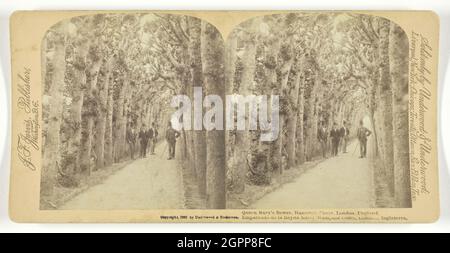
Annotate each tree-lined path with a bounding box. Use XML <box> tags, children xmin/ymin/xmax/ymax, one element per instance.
<box><xmin>42</xmin><ymin>12</ymin><xmax>411</xmax><ymax>210</ymax></box>
<box><xmin>251</xmin><ymin>140</ymin><xmax>375</xmax><ymax>209</ymax></box>
<box><xmin>41</xmin><ymin>14</ymin><xmax>227</xmax><ymax>209</ymax></box>
<box><xmin>224</xmin><ymin>13</ymin><xmax>411</xmax><ymax>208</ymax></box>
<box><xmin>61</xmin><ymin>144</ymin><xmax>183</xmax><ymax>210</ymax></box>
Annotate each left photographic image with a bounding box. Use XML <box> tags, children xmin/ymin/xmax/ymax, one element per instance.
<box><xmin>40</xmin><ymin>13</ymin><xmax>226</xmax><ymax>210</ymax></box>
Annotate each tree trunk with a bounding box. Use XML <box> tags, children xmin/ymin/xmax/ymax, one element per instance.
<box><xmin>79</xmin><ymin>48</ymin><xmax>102</xmax><ymax>176</ymax></box>
<box><xmin>113</xmin><ymin>74</ymin><xmax>129</xmax><ymax>162</ymax></box>
<box><xmin>233</xmin><ymin>19</ymin><xmax>257</xmax><ymax>193</ymax></box>
<box><xmin>189</xmin><ymin>18</ymin><xmax>207</xmax><ymax>198</ymax></box>
<box><xmin>296</xmin><ymin>74</ymin><xmax>305</xmax><ymax>165</ymax></box>
<box><xmin>264</xmin><ymin>35</ymin><xmax>281</xmax><ymax>175</ymax></box>
<box><xmin>389</xmin><ymin>22</ymin><xmax>411</xmax><ymax>207</ymax></box>
<box><xmin>370</xmin><ymin>67</ymin><xmax>380</xmax><ymax>158</ymax></box>
<box><xmin>275</xmin><ymin>43</ymin><xmax>294</xmax><ymax>173</ymax></box>
<box><xmin>225</xmin><ymin>32</ymin><xmax>238</xmax><ymax>193</ymax></box>
<box><xmin>379</xmin><ymin>18</ymin><xmax>394</xmax><ymax>195</ymax></box>
<box><xmin>225</xmin><ymin>35</ymin><xmax>237</xmax><ymax>94</ymax></box>
<box><xmin>286</xmin><ymin>57</ymin><xmax>303</xmax><ymax>168</ymax></box>
<box><xmin>305</xmin><ymin>70</ymin><xmax>320</xmax><ymax>160</ymax></box>
<box><xmin>123</xmin><ymin>79</ymin><xmax>132</xmax><ymax>158</ymax></box>
<box><xmin>172</xmin><ymin>72</ymin><xmax>189</xmax><ymax>163</ymax></box>
<box><xmin>104</xmin><ymin>62</ymin><xmax>115</xmax><ymax>166</ymax></box>
<box><xmin>313</xmin><ymin>73</ymin><xmax>324</xmax><ymax>156</ymax></box>
<box><xmin>94</xmin><ymin>58</ymin><xmax>113</xmax><ymax>169</ymax></box>
<box><xmin>62</xmin><ymin>42</ymin><xmax>89</xmax><ymax>180</ymax></box>
<box><xmin>201</xmin><ymin>21</ymin><xmax>226</xmax><ymax>209</ymax></box>
<box><xmin>41</xmin><ymin>30</ymin><xmax>66</xmax><ymax>204</ymax></box>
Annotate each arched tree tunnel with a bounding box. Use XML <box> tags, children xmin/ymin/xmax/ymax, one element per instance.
<box><xmin>226</xmin><ymin>13</ymin><xmax>411</xmax><ymax>208</ymax></box>
<box><xmin>41</xmin><ymin>12</ymin><xmax>411</xmax><ymax>210</ymax></box>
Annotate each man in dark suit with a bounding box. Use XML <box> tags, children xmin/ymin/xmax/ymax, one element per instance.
<box><xmin>317</xmin><ymin>121</ymin><xmax>328</xmax><ymax>158</ymax></box>
<box><xmin>126</xmin><ymin>124</ymin><xmax>136</xmax><ymax>159</ymax></box>
<box><xmin>340</xmin><ymin>120</ymin><xmax>350</xmax><ymax>153</ymax></box>
<box><xmin>165</xmin><ymin>121</ymin><xmax>180</xmax><ymax>160</ymax></box>
<box><xmin>357</xmin><ymin>120</ymin><xmax>372</xmax><ymax>158</ymax></box>
<box><xmin>139</xmin><ymin>125</ymin><xmax>149</xmax><ymax>158</ymax></box>
<box><xmin>330</xmin><ymin>122</ymin><xmax>341</xmax><ymax>156</ymax></box>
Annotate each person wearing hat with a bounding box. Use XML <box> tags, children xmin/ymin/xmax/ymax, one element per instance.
<box><xmin>357</xmin><ymin>120</ymin><xmax>372</xmax><ymax>158</ymax></box>
<box><xmin>330</xmin><ymin>122</ymin><xmax>341</xmax><ymax>156</ymax></box>
<box><xmin>340</xmin><ymin>120</ymin><xmax>350</xmax><ymax>153</ymax></box>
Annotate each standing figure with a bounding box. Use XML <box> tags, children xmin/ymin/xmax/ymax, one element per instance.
<box><xmin>150</xmin><ymin>122</ymin><xmax>158</xmax><ymax>155</ymax></box>
<box><xmin>126</xmin><ymin>124</ymin><xmax>136</xmax><ymax>159</ymax></box>
<box><xmin>165</xmin><ymin>121</ymin><xmax>180</xmax><ymax>160</ymax></box>
<box><xmin>317</xmin><ymin>122</ymin><xmax>328</xmax><ymax>158</ymax></box>
<box><xmin>330</xmin><ymin>122</ymin><xmax>341</xmax><ymax>156</ymax></box>
<box><xmin>139</xmin><ymin>125</ymin><xmax>149</xmax><ymax>158</ymax></box>
<box><xmin>340</xmin><ymin>120</ymin><xmax>350</xmax><ymax>153</ymax></box>
<box><xmin>357</xmin><ymin>120</ymin><xmax>372</xmax><ymax>158</ymax></box>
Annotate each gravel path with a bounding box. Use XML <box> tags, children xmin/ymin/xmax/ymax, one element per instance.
<box><xmin>60</xmin><ymin>143</ymin><xmax>184</xmax><ymax>210</ymax></box>
<box><xmin>251</xmin><ymin>140</ymin><xmax>375</xmax><ymax>209</ymax></box>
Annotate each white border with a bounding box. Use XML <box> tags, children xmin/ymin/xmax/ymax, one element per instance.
<box><xmin>0</xmin><ymin>0</ymin><xmax>449</xmax><ymax>233</ymax></box>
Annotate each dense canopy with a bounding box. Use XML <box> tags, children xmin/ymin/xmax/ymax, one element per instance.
<box><xmin>41</xmin><ymin>12</ymin><xmax>410</xmax><ymax>209</ymax></box>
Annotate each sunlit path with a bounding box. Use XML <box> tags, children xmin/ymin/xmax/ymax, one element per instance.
<box><xmin>60</xmin><ymin>144</ymin><xmax>183</xmax><ymax>210</ymax></box>
<box><xmin>251</xmin><ymin>140</ymin><xmax>374</xmax><ymax>209</ymax></box>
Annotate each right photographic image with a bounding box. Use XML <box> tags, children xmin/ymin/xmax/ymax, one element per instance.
<box><xmin>225</xmin><ymin>12</ymin><xmax>411</xmax><ymax>209</ymax></box>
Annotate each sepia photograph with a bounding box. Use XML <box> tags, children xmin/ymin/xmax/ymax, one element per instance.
<box><xmin>224</xmin><ymin>13</ymin><xmax>412</xmax><ymax>210</ymax></box>
<box><xmin>39</xmin><ymin>12</ymin><xmax>411</xmax><ymax>211</ymax></box>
